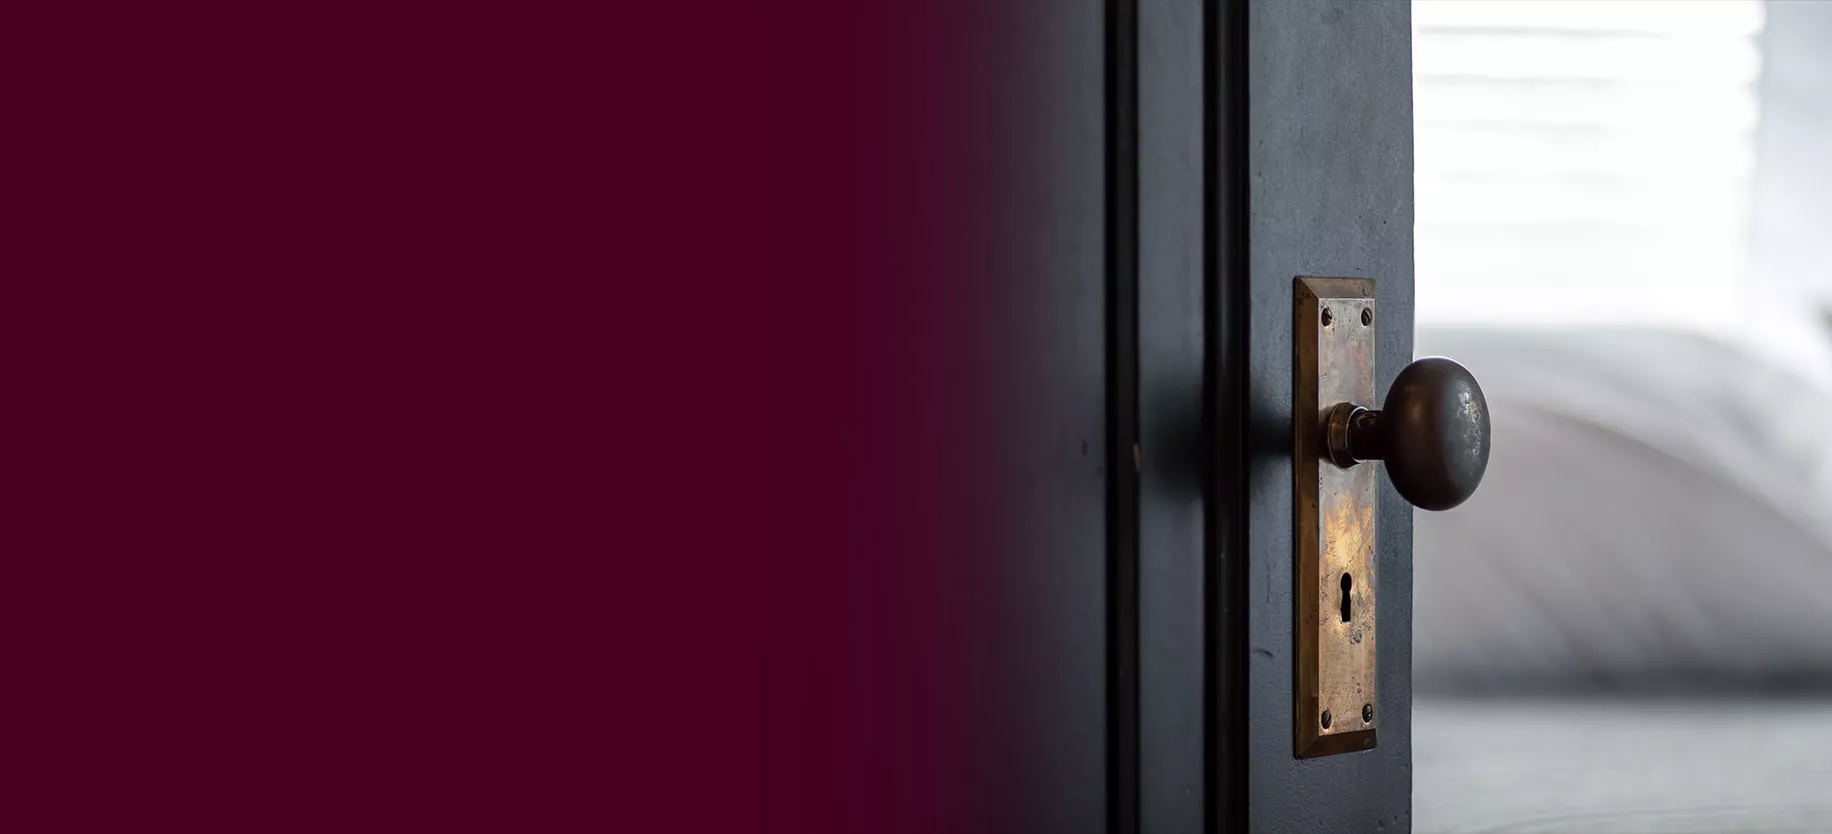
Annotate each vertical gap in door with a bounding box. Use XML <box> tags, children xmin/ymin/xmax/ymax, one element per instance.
<box><xmin>1205</xmin><ymin>0</ymin><xmax>1248</xmax><ymax>830</ymax></box>
<box><xmin>1107</xmin><ymin>0</ymin><xmax>1141</xmax><ymax>831</ymax></box>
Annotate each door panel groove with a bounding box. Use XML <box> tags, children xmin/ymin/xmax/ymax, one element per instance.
<box><xmin>1107</xmin><ymin>0</ymin><xmax>1142</xmax><ymax>830</ymax></box>
<box><xmin>1207</xmin><ymin>1</ymin><xmax>1250</xmax><ymax>830</ymax></box>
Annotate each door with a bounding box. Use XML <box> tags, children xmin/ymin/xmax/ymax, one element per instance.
<box><xmin>1106</xmin><ymin>0</ymin><xmax>1423</xmax><ymax>828</ymax></box>
<box><xmin>766</xmin><ymin>1</ymin><xmax>1423</xmax><ymax>832</ymax></box>
<box><xmin>1222</xmin><ymin>2</ymin><xmax>1418</xmax><ymax>831</ymax></box>
<box><xmin>1182</xmin><ymin>0</ymin><xmax>1431</xmax><ymax>828</ymax></box>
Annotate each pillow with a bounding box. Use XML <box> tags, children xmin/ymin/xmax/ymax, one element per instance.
<box><xmin>1411</xmin><ymin>327</ymin><xmax>1832</xmax><ymax>692</ymax></box>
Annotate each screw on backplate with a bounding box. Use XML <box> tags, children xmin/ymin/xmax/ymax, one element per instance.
<box><xmin>1321</xmin><ymin>308</ymin><xmax>1334</xmax><ymax>326</ymax></box>
<box><xmin>1361</xmin><ymin>308</ymin><xmax>1373</xmax><ymax>326</ymax></box>
<box><xmin>1363</xmin><ymin>703</ymin><xmax>1374</xmax><ymax>723</ymax></box>
<box><xmin>1321</xmin><ymin>709</ymin><xmax>1333</xmax><ymax>729</ymax></box>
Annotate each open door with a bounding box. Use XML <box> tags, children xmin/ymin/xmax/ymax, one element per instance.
<box><xmin>766</xmin><ymin>2</ymin><xmax>1432</xmax><ymax>832</ymax></box>
<box><xmin>1211</xmin><ymin>1</ymin><xmax>1426</xmax><ymax>830</ymax></box>
<box><xmin>1125</xmin><ymin>0</ymin><xmax>1434</xmax><ymax>829</ymax></box>
<box><xmin>771</xmin><ymin>1</ymin><xmax>1832</xmax><ymax>831</ymax></box>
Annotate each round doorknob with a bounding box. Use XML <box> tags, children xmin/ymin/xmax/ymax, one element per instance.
<box><xmin>1325</xmin><ymin>357</ymin><xmax>1490</xmax><ymax>511</ymax></box>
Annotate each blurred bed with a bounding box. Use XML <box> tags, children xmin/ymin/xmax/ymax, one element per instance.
<box><xmin>1410</xmin><ymin>327</ymin><xmax>1832</xmax><ymax>833</ymax></box>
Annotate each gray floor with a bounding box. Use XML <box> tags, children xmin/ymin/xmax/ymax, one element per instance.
<box><xmin>1414</xmin><ymin>697</ymin><xmax>1832</xmax><ymax>833</ymax></box>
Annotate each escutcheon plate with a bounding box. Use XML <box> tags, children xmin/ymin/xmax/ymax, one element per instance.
<box><xmin>1293</xmin><ymin>277</ymin><xmax>1378</xmax><ymax>758</ymax></box>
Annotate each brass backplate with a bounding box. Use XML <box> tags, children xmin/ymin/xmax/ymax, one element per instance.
<box><xmin>1293</xmin><ymin>277</ymin><xmax>1378</xmax><ymax>758</ymax></box>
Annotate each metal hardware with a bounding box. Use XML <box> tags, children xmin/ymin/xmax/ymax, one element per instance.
<box><xmin>1293</xmin><ymin>277</ymin><xmax>1379</xmax><ymax>758</ymax></box>
<box><xmin>1293</xmin><ymin>278</ymin><xmax>1493</xmax><ymax>757</ymax></box>
<box><xmin>1328</xmin><ymin>357</ymin><xmax>1490</xmax><ymax>512</ymax></box>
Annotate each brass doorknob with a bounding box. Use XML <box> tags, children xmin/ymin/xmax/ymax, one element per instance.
<box><xmin>1324</xmin><ymin>356</ymin><xmax>1489</xmax><ymax>511</ymax></box>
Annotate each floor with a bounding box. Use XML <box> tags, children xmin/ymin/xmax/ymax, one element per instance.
<box><xmin>1413</xmin><ymin>697</ymin><xmax>1832</xmax><ymax>833</ymax></box>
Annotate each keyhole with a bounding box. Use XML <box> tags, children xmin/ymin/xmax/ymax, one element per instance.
<box><xmin>1340</xmin><ymin>573</ymin><xmax>1353</xmax><ymax>622</ymax></box>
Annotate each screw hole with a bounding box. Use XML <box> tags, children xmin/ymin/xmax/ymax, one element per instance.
<box><xmin>1321</xmin><ymin>307</ymin><xmax>1333</xmax><ymax>326</ymax></box>
<box><xmin>1361</xmin><ymin>308</ymin><xmax>1373</xmax><ymax>326</ymax></box>
<box><xmin>1340</xmin><ymin>573</ymin><xmax>1352</xmax><ymax>623</ymax></box>
<box><xmin>1321</xmin><ymin>709</ymin><xmax>1333</xmax><ymax>729</ymax></box>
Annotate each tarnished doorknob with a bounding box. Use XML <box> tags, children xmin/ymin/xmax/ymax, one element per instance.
<box><xmin>1293</xmin><ymin>277</ymin><xmax>1491</xmax><ymax>758</ymax></box>
<box><xmin>1324</xmin><ymin>357</ymin><xmax>1490</xmax><ymax>511</ymax></box>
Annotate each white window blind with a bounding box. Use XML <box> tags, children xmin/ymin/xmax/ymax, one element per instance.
<box><xmin>1413</xmin><ymin>0</ymin><xmax>1765</xmax><ymax>330</ymax></box>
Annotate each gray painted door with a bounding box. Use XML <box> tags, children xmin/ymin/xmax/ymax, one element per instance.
<box><xmin>1232</xmin><ymin>1</ymin><xmax>1417</xmax><ymax>832</ymax></box>
<box><xmin>937</xmin><ymin>1</ymin><xmax>1418</xmax><ymax>830</ymax></box>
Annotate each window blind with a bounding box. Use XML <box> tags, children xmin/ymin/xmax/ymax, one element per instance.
<box><xmin>1413</xmin><ymin>0</ymin><xmax>1765</xmax><ymax>329</ymax></box>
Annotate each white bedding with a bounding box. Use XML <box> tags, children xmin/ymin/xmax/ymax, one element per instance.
<box><xmin>1411</xmin><ymin>328</ymin><xmax>1832</xmax><ymax>692</ymax></box>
